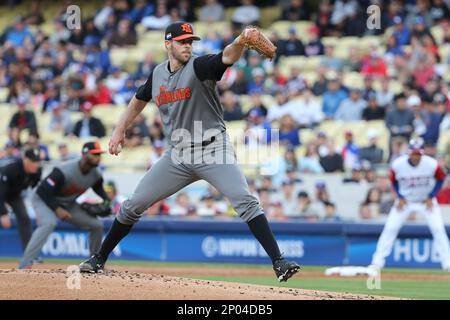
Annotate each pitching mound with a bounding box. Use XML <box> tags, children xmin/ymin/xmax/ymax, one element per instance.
<box><xmin>0</xmin><ymin>265</ymin><xmax>394</xmax><ymax>300</ymax></box>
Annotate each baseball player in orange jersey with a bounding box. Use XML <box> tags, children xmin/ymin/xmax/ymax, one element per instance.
<box><xmin>370</xmin><ymin>138</ymin><xmax>450</xmax><ymax>271</ymax></box>
<box><xmin>80</xmin><ymin>22</ymin><xmax>300</xmax><ymax>281</ymax></box>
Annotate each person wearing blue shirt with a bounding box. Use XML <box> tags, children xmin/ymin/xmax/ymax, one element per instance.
<box><xmin>6</xmin><ymin>17</ymin><xmax>35</xmax><ymax>48</ymax></box>
<box><xmin>322</xmin><ymin>79</ymin><xmax>348</xmax><ymax>119</ymax></box>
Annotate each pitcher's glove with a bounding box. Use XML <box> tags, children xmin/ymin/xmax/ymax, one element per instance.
<box><xmin>81</xmin><ymin>201</ymin><xmax>112</xmax><ymax>217</ymax></box>
<box><xmin>237</xmin><ymin>26</ymin><xmax>277</xmax><ymax>60</ymax></box>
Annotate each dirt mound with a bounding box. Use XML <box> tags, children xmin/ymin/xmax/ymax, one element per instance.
<box><xmin>0</xmin><ymin>266</ymin><xmax>394</xmax><ymax>300</ymax></box>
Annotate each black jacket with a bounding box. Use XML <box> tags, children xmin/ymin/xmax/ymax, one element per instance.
<box><xmin>0</xmin><ymin>158</ymin><xmax>41</xmax><ymax>215</ymax></box>
<box><xmin>72</xmin><ymin>117</ymin><xmax>106</xmax><ymax>138</ymax></box>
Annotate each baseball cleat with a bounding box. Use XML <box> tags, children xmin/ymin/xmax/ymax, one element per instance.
<box><xmin>273</xmin><ymin>258</ymin><xmax>301</xmax><ymax>282</ymax></box>
<box><xmin>79</xmin><ymin>254</ymin><xmax>105</xmax><ymax>273</ymax></box>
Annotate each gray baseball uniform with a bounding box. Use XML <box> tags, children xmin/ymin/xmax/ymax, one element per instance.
<box><xmin>19</xmin><ymin>159</ymin><xmax>106</xmax><ymax>268</ymax></box>
<box><xmin>117</xmin><ymin>53</ymin><xmax>264</xmax><ymax>224</ymax></box>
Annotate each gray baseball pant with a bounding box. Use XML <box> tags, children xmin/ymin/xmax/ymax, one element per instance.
<box><xmin>19</xmin><ymin>194</ymin><xmax>103</xmax><ymax>268</ymax></box>
<box><xmin>117</xmin><ymin>137</ymin><xmax>263</xmax><ymax>225</ymax></box>
<box><xmin>7</xmin><ymin>197</ymin><xmax>32</xmax><ymax>251</ymax></box>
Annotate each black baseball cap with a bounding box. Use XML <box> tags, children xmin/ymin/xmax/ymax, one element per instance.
<box><xmin>82</xmin><ymin>141</ymin><xmax>106</xmax><ymax>155</ymax></box>
<box><xmin>24</xmin><ymin>147</ymin><xmax>41</xmax><ymax>162</ymax></box>
<box><xmin>165</xmin><ymin>22</ymin><xmax>201</xmax><ymax>41</ymax></box>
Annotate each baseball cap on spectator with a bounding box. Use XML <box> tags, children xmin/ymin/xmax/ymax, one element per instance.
<box><xmin>165</xmin><ymin>22</ymin><xmax>201</xmax><ymax>41</ymax></box>
<box><xmin>5</xmin><ymin>140</ymin><xmax>16</xmax><ymax>149</ymax></box>
<box><xmin>83</xmin><ymin>35</ymin><xmax>100</xmax><ymax>47</ymax></box>
<box><xmin>394</xmin><ymin>93</ymin><xmax>406</xmax><ymax>101</ymax></box>
<box><xmin>297</xmin><ymin>191</ymin><xmax>309</xmax><ymax>198</ymax></box>
<box><xmin>82</xmin><ymin>141</ymin><xmax>106</xmax><ymax>155</ymax></box>
<box><xmin>393</xmin><ymin>16</ymin><xmax>403</xmax><ymax>25</ymax></box>
<box><xmin>16</xmin><ymin>95</ymin><xmax>28</xmax><ymax>106</ymax></box>
<box><xmin>282</xmin><ymin>178</ymin><xmax>295</xmax><ymax>186</ymax></box>
<box><xmin>317</xmin><ymin>131</ymin><xmax>327</xmax><ymax>138</ymax></box>
<box><xmin>153</xmin><ymin>139</ymin><xmax>165</xmax><ymax>149</ymax></box>
<box><xmin>251</xmin><ymin>68</ymin><xmax>265</xmax><ymax>78</ymax></box>
<box><xmin>288</xmin><ymin>26</ymin><xmax>297</xmax><ymax>34</ymax></box>
<box><xmin>248</xmin><ymin>108</ymin><xmax>264</xmax><ymax>119</ymax></box>
<box><xmin>109</xmin><ymin>65</ymin><xmax>121</xmax><ymax>74</ymax></box>
<box><xmin>48</xmin><ymin>101</ymin><xmax>60</xmax><ymax>112</ymax></box>
<box><xmin>407</xmin><ymin>95</ymin><xmax>421</xmax><ymax>107</ymax></box>
<box><xmin>24</xmin><ymin>148</ymin><xmax>41</xmax><ymax>162</ymax></box>
<box><xmin>308</xmin><ymin>25</ymin><xmax>320</xmax><ymax>34</ymax></box>
<box><xmin>415</xmin><ymin>16</ymin><xmax>425</xmax><ymax>26</ymax></box>
<box><xmin>272</xmin><ymin>200</ymin><xmax>282</xmax><ymax>207</ymax></box>
<box><xmin>344</xmin><ymin>130</ymin><xmax>353</xmax><ymax>137</ymax></box>
<box><xmin>315</xmin><ymin>181</ymin><xmax>326</xmax><ymax>189</ymax></box>
<box><xmin>367</xmin><ymin>91</ymin><xmax>377</xmax><ymax>100</ymax></box>
<box><xmin>352</xmin><ymin>163</ymin><xmax>362</xmax><ymax>172</ymax></box>
<box><xmin>81</xmin><ymin>101</ymin><xmax>93</xmax><ymax>112</ymax></box>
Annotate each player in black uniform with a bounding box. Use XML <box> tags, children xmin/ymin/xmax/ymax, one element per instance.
<box><xmin>0</xmin><ymin>148</ymin><xmax>41</xmax><ymax>251</ymax></box>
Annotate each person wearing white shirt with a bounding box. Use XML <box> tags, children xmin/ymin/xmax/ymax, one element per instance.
<box><xmin>292</xmin><ymin>89</ymin><xmax>324</xmax><ymax>128</ymax></box>
<box><xmin>335</xmin><ymin>88</ymin><xmax>367</xmax><ymax>121</ymax></box>
<box><xmin>267</xmin><ymin>91</ymin><xmax>290</xmax><ymax>122</ymax></box>
<box><xmin>232</xmin><ymin>0</ymin><xmax>260</xmax><ymax>25</ymax></box>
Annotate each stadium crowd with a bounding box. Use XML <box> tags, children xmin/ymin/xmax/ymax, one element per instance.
<box><xmin>1</xmin><ymin>0</ymin><xmax>450</xmax><ymax>222</ymax></box>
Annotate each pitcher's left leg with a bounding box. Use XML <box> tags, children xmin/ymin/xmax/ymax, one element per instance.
<box><xmin>195</xmin><ymin>162</ymin><xmax>300</xmax><ymax>281</ymax></box>
<box><xmin>421</xmin><ymin>200</ymin><xmax>450</xmax><ymax>270</ymax></box>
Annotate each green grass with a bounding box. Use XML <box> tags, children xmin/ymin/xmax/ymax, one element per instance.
<box><xmin>1</xmin><ymin>258</ymin><xmax>449</xmax><ymax>299</ymax></box>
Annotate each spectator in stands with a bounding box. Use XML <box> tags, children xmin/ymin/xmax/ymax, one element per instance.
<box><xmin>72</xmin><ymin>101</ymin><xmax>106</xmax><ymax>138</ymax></box>
<box><xmin>335</xmin><ymin>88</ymin><xmax>366</xmax><ymax>121</ymax></box>
<box><xmin>385</xmin><ymin>93</ymin><xmax>415</xmax><ymax>141</ymax></box>
<box><xmin>385</xmin><ymin>35</ymin><xmax>405</xmax><ymax>64</ymax></box>
<box><xmin>25</xmin><ymin>132</ymin><xmax>50</xmax><ymax>161</ymax></box>
<box><xmin>246</xmin><ymin>93</ymin><xmax>268</xmax><ymax>117</ymax></box>
<box><xmin>244</xmin><ymin>108</ymin><xmax>272</xmax><ymax>146</ymax></box>
<box><xmin>103</xmin><ymin>180</ymin><xmax>125</xmax><ymax>215</ymax></box>
<box><xmin>362</xmin><ymin>92</ymin><xmax>385</xmax><ymax>121</ymax></box>
<box><xmin>320</xmin><ymin>45</ymin><xmax>343</xmax><ymax>71</ymax></box>
<box><xmin>48</xmin><ymin>101</ymin><xmax>73</xmax><ymax>136</ymax></box>
<box><xmin>314</xmin><ymin>181</ymin><xmax>332</xmax><ymax>203</ymax></box>
<box><xmin>128</xmin><ymin>0</ymin><xmax>154</xmax><ymax>26</ymax></box>
<box><xmin>319</xmin><ymin>139</ymin><xmax>344</xmax><ymax>173</ymax></box>
<box><xmin>170</xmin><ymin>192</ymin><xmax>196</xmax><ymax>217</ymax></box>
<box><xmin>221</xmin><ymin>90</ymin><xmax>244</xmax><ymax>122</ymax></box>
<box><xmin>49</xmin><ymin>19</ymin><xmax>70</xmax><ymax>45</ymax></box>
<box><xmin>437</xmin><ymin>176</ymin><xmax>450</xmax><ymax>204</ymax></box>
<box><xmin>416</xmin><ymin>97</ymin><xmax>444</xmax><ymax>147</ymax></box>
<box><xmin>134</xmin><ymin>51</ymin><xmax>157</xmax><ymax>81</ymax></box>
<box><xmin>322</xmin><ymin>78</ymin><xmax>348</xmax><ymax>119</ymax></box>
<box><xmin>267</xmin><ymin>90</ymin><xmax>289</xmax><ymax>123</ymax></box>
<box><xmin>285</xmin><ymin>67</ymin><xmax>307</xmax><ymax>97</ymax></box>
<box><xmin>281</xmin><ymin>0</ymin><xmax>311</xmax><ymax>21</ymax></box>
<box><xmin>107</xmin><ymin>18</ymin><xmax>137</xmax><ymax>48</ymax></box>
<box><xmin>88</xmin><ymin>79</ymin><xmax>113</xmax><ymax>105</ymax></box>
<box><xmin>296</xmin><ymin>191</ymin><xmax>321</xmax><ymax>221</ymax></box>
<box><xmin>342</xmin><ymin>46</ymin><xmax>362</xmax><ymax>72</ymax></box>
<box><xmin>277</xmin><ymin>178</ymin><xmax>299</xmax><ymax>218</ymax></box>
<box><xmin>376</xmin><ymin>78</ymin><xmax>394</xmax><ymax>109</ymax></box>
<box><xmin>197</xmin><ymin>192</ymin><xmax>227</xmax><ymax>218</ymax></box>
<box><xmin>341</xmin><ymin>130</ymin><xmax>360</xmax><ymax>171</ymax></box>
<box><xmin>359</xmin><ymin>129</ymin><xmax>384</xmax><ymax>166</ymax></box>
<box><xmin>149</xmin><ymin>117</ymin><xmax>165</xmax><ymax>145</ymax></box>
<box><xmin>265</xmin><ymin>65</ymin><xmax>288</xmax><ymax>94</ymax></box>
<box><xmin>292</xmin><ymin>89</ymin><xmax>324</xmax><ymax>128</ymax></box>
<box><xmin>8</xmin><ymin>80</ymin><xmax>32</xmax><ymax>105</ymax></box>
<box><xmin>311</xmin><ymin>66</ymin><xmax>328</xmax><ymax>96</ymax></box>
<box><xmin>430</xmin><ymin>0</ymin><xmax>450</xmax><ymax>23</ymax></box>
<box><xmin>7</xmin><ymin>128</ymin><xmax>22</xmax><ymax>151</ymax></box>
<box><xmin>361</xmin><ymin>52</ymin><xmax>388</xmax><ymax>78</ymax></box>
<box><xmin>270</xmin><ymin>146</ymin><xmax>298</xmax><ymax>187</ymax></box>
<box><xmin>124</xmin><ymin>113</ymin><xmax>149</xmax><ymax>148</ymax></box>
<box><xmin>342</xmin><ymin>164</ymin><xmax>364</xmax><ymax>183</ymax></box>
<box><xmin>392</xmin><ymin>16</ymin><xmax>410</xmax><ymax>46</ymax></box>
<box><xmin>361</xmin><ymin>76</ymin><xmax>377</xmax><ymax>101</ymax></box>
<box><xmin>113</xmin><ymin>77</ymin><xmax>138</xmax><ymax>105</ymax></box>
<box><xmin>177</xmin><ymin>0</ymin><xmax>197</xmax><ymax>22</ymax></box>
<box><xmin>24</xmin><ymin>0</ymin><xmax>45</xmax><ymax>25</ymax></box>
<box><xmin>359</xmin><ymin>187</ymin><xmax>383</xmax><ymax>220</ymax></box>
<box><xmin>199</xmin><ymin>0</ymin><xmax>224</xmax><ymax>22</ymax></box>
<box><xmin>304</xmin><ymin>24</ymin><xmax>324</xmax><ymax>56</ymax></box>
<box><xmin>194</xmin><ymin>30</ymin><xmax>223</xmax><ymax>55</ymax></box>
<box><xmin>315</xmin><ymin>0</ymin><xmax>333</xmax><ymax>37</ymax></box>
<box><xmin>57</xmin><ymin>143</ymin><xmax>77</xmax><ymax>162</ymax></box>
<box><xmin>278</xmin><ymin>114</ymin><xmax>300</xmax><ymax>148</ymax></box>
<box><xmin>258</xmin><ymin>188</ymin><xmax>273</xmax><ymax>215</ymax></box>
<box><xmin>141</xmin><ymin>2</ymin><xmax>171</xmax><ymax>30</ymax></box>
<box><xmin>146</xmin><ymin>200</ymin><xmax>171</xmax><ymax>217</ymax></box>
<box><xmin>5</xmin><ymin>16</ymin><xmax>34</xmax><ymax>48</ymax></box>
<box><xmin>0</xmin><ymin>141</ymin><xmax>20</xmax><ymax>167</ymax></box>
<box><xmin>412</xmin><ymin>54</ymin><xmax>436</xmax><ymax>88</ymax></box>
<box><xmin>229</xmin><ymin>68</ymin><xmax>248</xmax><ymax>95</ymax></box>
<box><xmin>148</xmin><ymin>139</ymin><xmax>165</xmax><ymax>168</ymax></box>
<box><xmin>247</xmin><ymin>68</ymin><xmax>266</xmax><ymax>95</ymax></box>
<box><xmin>105</xmin><ymin>66</ymin><xmax>127</xmax><ymax>97</ymax></box>
<box><xmin>406</xmin><ymin>2</ymin><xmax>433</xmax><ymax>30</ymax></box>
<box><xmin>232</xmin><ymin>0</ymin><xmax>260</xmax><ymax>30</ymax></box>
<box><xmin>9</xmin><ymin>96</ymin><xmax>38</xmax><ymax>135</ymax></box>
<box><xmin>323</xmin><ymin>202</ymin><xmax>341</xmax><ymax>222</ymax></box>
<box><xmin>277</xmin><ymin>27</ymin><xmax>305</xmax><ymax>57</ymax></box>
<box><xmin>298</xmin><ymin>143</ymin><xmax>324</xmax><ymax>174</ymax></box>
<box><xmin>388</xmin><ymin>136</ymin><xmax>409</xmax><ymax>164</ymax></box>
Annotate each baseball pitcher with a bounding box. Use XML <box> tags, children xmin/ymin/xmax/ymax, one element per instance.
<box><xmin>370</xmin><ymin>138</ymin><xmax>450</xmax><ymax>271</ymax></box>
<box><xmin>79</xmin><ymin>22</ymin><xmax>300</xmax><ymax>282</ymax></box>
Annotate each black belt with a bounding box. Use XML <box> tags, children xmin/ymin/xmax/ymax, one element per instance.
<box><xmin>190</xmin><ymin>129</ymin><xmax>226</xmax><ymax>147</ymax></box>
